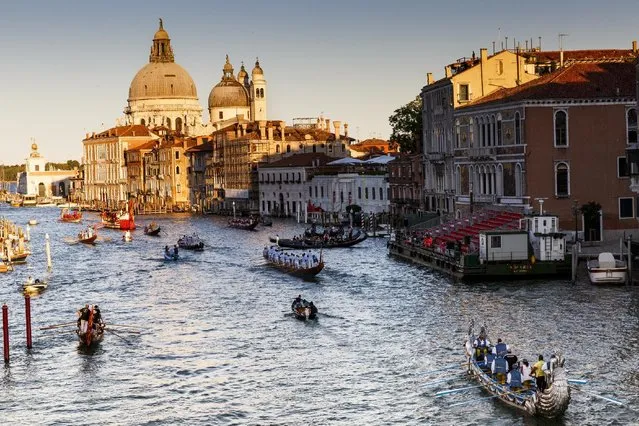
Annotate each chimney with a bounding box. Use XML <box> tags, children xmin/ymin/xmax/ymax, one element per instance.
<box><xmin>279</xmin><ymin>121</ymin><xmax>286</xmax><ymax>142</ymax></box>
<box><xmin>445</xmin><ymin>65</ymin><xmax>452</xmax><ymax>78</ymax></box>
<box><xmin>259</xmin><ymin>120</ymin><xmax>267</xmax><ymax>140</ymax></box>
<box><xmin>633</xmin><ymin>40</ymin><xmax>637</xmax><ymax>53</ymax></box>
<box><xmin>344</xmin><ymin>123</ymin><xmax>349</xmax><ymax>138</ymax></box>
<box><xmin>427</xmin><ymin>72</ymin><xmax>434</xmax><ymax>85</ymax></box>
<box><xmin>325</xmin><ymin>119</ymin><xmax>330</xmax><ymax>131</ymax></box>
<box><xmin>480</xmin><ymin>48</ymin><xmax>488</xmax><ymax>64</ymax></box>
<box><xmin>267</xmin><ymin>125</ymin><xmax>274</xmax><ymax>141</ymax></box>
<box><xmin>333</xmin><ymin>121</ymin><xmax>342</xmax><ymax>139</ymax></box>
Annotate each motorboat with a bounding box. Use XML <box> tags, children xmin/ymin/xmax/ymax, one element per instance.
<box><xmin>28</xmin><ymin>219</ymin><xmax>38</xmax><ymax>226</ymax></box>
<box><xmin>23</xmin><ymin>278</ymin><xmax>48</xmax><ymax>293</ymax></box>
<box><xmin>587</xmin><ymin>252</ymin><xmax>627</xmax><ymax>285</ymax></box>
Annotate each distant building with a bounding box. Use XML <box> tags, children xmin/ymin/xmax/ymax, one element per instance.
<box><xmin>17</xmin><ymin>143</ymin><xmax>78</xmax><ymax>198</ymax></box>
<box><xmin>349</xmin><ymin>138</ymin><xmax>398</xmax><ymax>158</ymax></box>
<box><xmin>388</xmin><ymin>153</ymin><xmax>423</xmax><ymax>217</ymax></box>
<box><xmin>455</xmin><ymin>58</ymin><xmax>638</xmax><ymax>241</ymax></box>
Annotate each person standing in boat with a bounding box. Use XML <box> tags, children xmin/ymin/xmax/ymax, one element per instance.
<box><xmin>473</xmin><ymin>328</ymin><xmax>490</xmax><ymax>361</ymax></box>
<box><xmin>77</xmin><ymin>304</ymin><xmax>90</xmax><ymax>334</ymax></box>
<box><xmin>92</xmin><ymin>305</ymin><xmax>104</xmax><ymax>330</ymax></box>
<box><xmin>507</xmin><ymin>362</ymin><xmax>523</xmax><ymax>390</ymax></box>
<box><xmin>520</xmin><ymin>359</ymin><xmax>533</xmax><ymax>387</ymax></box>
<box><xmin>173</xmin><ymin>245</ymin><xmax>179</xmax><ymax>257</ymax></box>
<box><xmin>504</xmin><ymin>349</ymin><xmax>518</xmax><ymax>372</ymax></box>
<box><xmin>492</xmin><ymin>338</ymin><xmax>509</xmax><ymax>357</ymax></box>
<box><xmin>532</xmin><ymin>355</ymin><xmax>547</xmax><ymax>391</ymax></box>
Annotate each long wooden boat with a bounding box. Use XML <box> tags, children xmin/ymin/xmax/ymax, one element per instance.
<box><xmin>78</xmin><ymin>233</ymin><xmax>97</xmax><ymax>244</ymax></box>
<box><xmin>263</xmin><ymin>247</ymin><xmax>324</xmax><ymax>277</ymax></box>
<box><xmin>271</xmin><ymin>230</ymin><xmax>368</xmax><ymax>249</ymax></box>
<box><xmin>77</xmin><ymin>306</ymin><xmax>105</xmax><ymax>347</ymax></box>
<box><xmin>464</xmin><ymin>321</ymin><xmax>570</xmax><ymax>418</ymax></box>
<box><xmin>60</xmin><ymin>208</ymin><xmax>82</xmax><ymax>223</ymax></box>
<box><xmin>0</xmin><ymin>250</ymin><xmax>30</xmax><ymax>263</ymax></box>
<box><xmin>586</xmin><ymin>252</ymin><xmax>627</xmax><ymax>285</ymax></box>
<box><xmin>177</xmin><ymin>235</ymin><xmax>204</xmax><ymax>251</ymax></box>
<box><xmin>144</xmin><ymin>223</ymin><xmax>161</xmax><ymax>236</ymax></box>
<box><xmin>291</xmin><ymin>298</ymin><xmax>318</xmax><ymax>320</ymax></box>
<box><xmin>228</xmin><ymin>217</ymin><xmax>259</xmax><ymax>230</ymax></box>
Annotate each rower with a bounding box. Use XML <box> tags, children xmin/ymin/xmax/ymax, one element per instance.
<box><xmin>491</xmin><ymin>356</ymin><xmax>508</xmax><ymax>384</ymax></box>
<box><xmin>507</xmin><ymin>362</ymin><xmax>523</xmax><ymax>390</ymax></box>
<box><xmin>493</xmin><ymin>338</ymin><xmax>509</xmax><ymax>357</ymax></box>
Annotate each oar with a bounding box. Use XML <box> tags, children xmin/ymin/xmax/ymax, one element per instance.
<box><xmin>105</xmin><ymin>327</ymin><xmax>141</xmax><ymax>334</ymax></box>
<box><xmin>419</xmin><ymin>363</ymin><xmax>467</xmax><ymax>375</ymax></box>
<box><xmin>436</xmin><ymin>384</ymin><xmax>484</xmax><ymax>397</ymax></box>
<box><xmin>570</xmin><ymin>385</ymin><xmax>625</xmax><ymax>406</ymax></box>
<box><xmin>423</xmin><ymin>372</ymin><xmax>467</xmax><ymax>387</ymax></box>
<box><xmin>105</xmin><ymin>328</ymin><xmax>133</xmax><ymax>345</ymax></box>
<box><xmin>39</xmin><ymin>322</ymin><xmax>77</xmax><ymax>330</ymax></box>
<box><xmin>567</xmin><ymin>379</ymin><xmax>588</xmax><ymax>385</ymax></box>
<box><xmin>448</xmin><ymin>394</ymin><xmax>499</xmax><ymax>408</ymax></box>
<box><xmin>108</xmin><ymin>323</ymin><xmax>144</xmax><ymax>329</ymax></box>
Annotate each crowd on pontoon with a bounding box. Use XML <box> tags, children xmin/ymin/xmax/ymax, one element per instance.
<box><xmin>263</xmin><ymin>245</ymin><xmax>320</xmax><ymax>269</ymax></box>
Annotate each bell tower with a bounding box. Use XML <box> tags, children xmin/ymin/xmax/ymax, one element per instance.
<box><xmin>250</xmin><ymin>58</ymin><xmax>267</xmax><ymax>122</ymax></box>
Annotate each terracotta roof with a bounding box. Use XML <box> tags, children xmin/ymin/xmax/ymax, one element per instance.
<box><xmin>87</xmin><ymin>125</ymin><xmax>153</xmax><ymax>140</ymax></box>
<box><xmin>350</xmin><ymin>138</ymin><xmax>398</xmax><ymax>153</ymax></box>
<box><xmin>185</xmin><ymin>141</ymin><xmax>214</xmax><ymax>153</ymax></box>
<box><xmin>212</xmin><ymin>121</ymin><xmax>356</xmax><ymax>143</ymax></box>
<box><xmin>523</xmin><ymin>49</ymin><xmax>636</xmax><ymax>63</ymax></box>
<box><xmin>259</xmin><ymin>153</ymin><xmax>335</xmax><ymax>168</ymax></box>
<box><xmin>461</xmin><ymin>60</ymin><xmax>637</xmax><ymax>108</ymax></box>
<box><xmin>126</xmin><ymin>140</ymin><xmax>158</xmax><ymax>152</ymax></box>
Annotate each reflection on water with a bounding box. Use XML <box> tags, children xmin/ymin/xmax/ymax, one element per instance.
<box><xmin>0</xmin><ymin>205</ymin><xmax>638</xmax><ymax>424</ymax></box>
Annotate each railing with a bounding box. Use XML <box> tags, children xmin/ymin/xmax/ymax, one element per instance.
<box><xmin>468</xmin><ymin>147</ymin><xmax>496</xmax><ymax>159</ymax></box>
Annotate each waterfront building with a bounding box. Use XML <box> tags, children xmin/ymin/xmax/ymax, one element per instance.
<box><xmin>184</xmin><ymin>139</ymin><xmax>214</xmax><ymax>212</ymax></box>
<box><xmin>124</xmin><ymin>140</ymin><xmax>157</xmax><ymax>207</ymax></box>
<box><xmin>124</xmin><ymin>20</ymin><xmax>206</xmax><ymax>135</ymax></box>
<box><xmin>626</xmin><ymin>47</ymin><xmax>639</xmax><ymax>197</ymax></box>
<box><xmin>349</xmin><ymin>138</ymin><xmax>398</xmax><ymax>158</ymax></box>
<box><xmin>388</xmin><ymin>153</ymin><xmax>424</xmax><ymax>217</ymax></box>
<box><xmin>17</xmin><ymin>143</ymin><xmax>78</xmax><ymax>199</ymax></box>
<box><xmin>83</xmin><ymin>125</ymin><xmax>156</xmax><ymax>208</ymax></box>
<box><xmin>454</xmin><ymin>57</ymin><xmax>638</xmax><ymax>241</ymax></box>
<box><xmin>258</xmin><ymin>153</ymin><xmax>334</xmax><ymax>217</ymax></box>
<box><xmin>421</xmin><ymin>48</ymin><xmax>540</xmax><ymax>216</ymax></box>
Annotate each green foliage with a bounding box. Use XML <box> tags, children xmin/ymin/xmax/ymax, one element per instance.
<box><xmin>388</xmin><ymin>95</ymin><xmax>422</xmax><ymax>153</ymax></box>
<box><xmin>0</xmin><ymin>165</ymin><xmax>25</xmax><ymax>181</ymax></box>
<box><xmin>46</xmin><ymin>161</ymin><xmax>80</xmax><ymax>170</ymax></box>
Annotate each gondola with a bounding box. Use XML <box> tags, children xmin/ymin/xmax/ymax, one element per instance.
<box><xmin>77</xmin><ymin>231</ymin><xmax>97</xmax><ymax>244</ymax></box>
<box><xmin>263</xmin><ymin>246</ymin><xmax>324</xmax><ymax>277</ymax></box>
<box><xmin>228</xmin><ymin>217</ymin><xmax>259</xmax><ymax>230</ymax></box>
<box><xmin>271</xmin><ymin>230</ymin><xmax>368</xmax><ymax>249</ymax></box>
<box><xmin>76</xmin><ymin>305</ymin><xmax>105</xmax><ymax>347</ymax></box>
<box><xmin>0</xmin><ymin>251</ymin><xmax>30</xmax><ymax>263</ymax></box>
<box><xmin>144</xmin><ymin>223</ymin><xmax>161</xmax><ymax>236</ymax></box>
<box><xmin>291</xmin><ymin>297</ymin><xmax>318</xmax><ymax>320</ymax></box>
<box><xmin>59</xmin><ymin>208</ymin><xmax>82</xmax><ymax>223</ymax></box>
<box><xmin>177</xmin><ymin>234</ymin><xmax>204</xmax><ymax>251</ymax></box>
<box><xmin>464</xmin><ymin>321</ymin><xmax>570</xmax><ymax>418</ymax></box>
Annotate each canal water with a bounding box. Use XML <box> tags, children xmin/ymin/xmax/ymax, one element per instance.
<box><xmin>0</xmin><ymin>204</ymin><xmax>638</xmax><ymax>425</ymax></box>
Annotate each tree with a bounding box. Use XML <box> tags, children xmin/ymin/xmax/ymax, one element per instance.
<box><xmin>389</xmin><ymin>95</ymin><xmax>423</xmax><ymax>153</ymax></box>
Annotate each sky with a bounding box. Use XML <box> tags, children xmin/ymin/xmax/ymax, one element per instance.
<box><xmin>0</xmin><ymin>0</ymin><xmax>637</xmax><ymax>165</ymax></box>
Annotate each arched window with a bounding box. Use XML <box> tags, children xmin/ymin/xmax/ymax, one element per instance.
<box><xmin>166</xmin><ymin>117</ymin><xmax>171</xmax><ymax>129</ymax></box>
<box><xmin>286</xmin><ymin>144</ymin><xmax>291</xmax><ymax>153</ymax></box>
<box><xmin>455</xmin><ymin>120</ymin><xmax>461</xmax><ymax>148</ymax></box>
<box><xmin>144</xmin><ymin>85</ymin><xmax>148</xmax><ymax>95</ymax></box>
<box><xmin>496</xmin><ymin>116</ymin><xmax>502</xmax><ymax>146</ymax></box>
<box><xmin>515</xmin><ymin>163</ymin><xmax>523</xmax><ymax>197</ymax></box>
<box><xmin>554</xmin><ymin>110</ymin><xmax>568</xmax><ymax>147</ymax></box>
<box><xmin>276</xmin><ymin>145</ymin><xmax>280</xmax><ymax>153</ymax></box>
<box><xmin>515</xmin><ymin>112</ymin><xmax>521</xmax><ymax>145</ymax></box>
<box><xmin>140</xmin><ymin>118</ymin><xmax>146</xmax><ymax>126</ymax></box>
<box><xmin>555</xmin><ymin>162</ymin><xmax>569</xmax><ymax>197</ymax></box>
<box><xmin>175</xmin><ymin>117</ymin><xmax>182</xmax><ymax>133</ymax></box>
<box><xmin>627</xmin><ymin>108</ymin><xmax>637</xmax><ymax>144</ymax></box>
<box><xmin>259</xmin><ymin>88</ymin><xmax>264</xmax><ymax>98</ymax></box>
<box><xmin>170</xmin><ymin>84</ymin><xmax>174</xmax><ymax>95</ymax></box>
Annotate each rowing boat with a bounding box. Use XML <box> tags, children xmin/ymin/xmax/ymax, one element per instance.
<box><xmin>464</xmin><ymin>321</ymin><xmax>570</xmax><ymax>418</ymax></box>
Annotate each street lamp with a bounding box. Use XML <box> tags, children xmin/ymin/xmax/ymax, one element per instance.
<box><xmin>232</xmin><ymin>201</ymin><xmax>236</xmax><ymax>219</ymax></box>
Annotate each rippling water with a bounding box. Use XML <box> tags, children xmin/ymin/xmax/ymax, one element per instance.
<box><xmin>1</xmin><ymin>204</ymin><xmax>638</xmax><ymax>425</ymax></box>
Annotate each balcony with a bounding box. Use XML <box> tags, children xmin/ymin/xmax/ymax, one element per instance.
<box><xmin>428</xmin><ymin>152</ymin><xmax>445</xmax><ymax>162</ymax></box>
<box><xmin>468</xmin><ymin>147</ymin><xmax>496</xmax><ymax>160</ymax></box>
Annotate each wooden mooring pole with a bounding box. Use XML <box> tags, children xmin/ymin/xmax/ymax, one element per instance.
<box><xmin>25</xmin><ymin>295</ymin><xmax>32</xmax><ymax>349</ymax></box>
<box><xmin>571</xmin><ymin>243</ymin><xmax>577</xmax><ymax>283</ymax></box>
<box><xmin>627</xmin><ymin>236</ymin><xmax>632</xmax><ymax>286</ymax></box>
<box><xmin>2</xmin><ymin>304</ymin><xmax>8</xmax><ymax>363</ymax></box>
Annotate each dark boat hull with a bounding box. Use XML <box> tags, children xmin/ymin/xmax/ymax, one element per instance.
<box><xmin>78</xmin><ymin>234</ymin><xmax>97</xmax><ymax>244</ymax></box>
<box><xmin>264</xmin><ymin>256</ymin><xmax>324</xmax><ymax>276</ymax></box>
<box><xmin>274</xmin><ymin>232</ymin><xmax>368</xmax><ymax>249</ymax></box>
<box><xmin>145</xmin><ymin>226</ymin><xmax>161</xmax><ymax>236</ymax></box>
<box><xmin>228</xmin><ymin>220</ymin><xmax>259</xmax><ymax>230</ymax></box>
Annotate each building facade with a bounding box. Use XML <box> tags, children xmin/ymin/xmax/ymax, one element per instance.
<box><xmin>17</xmin><ymin>143</ymin><xmax>78</xmax><ymax>198</ymax></box>
<box><xmin>455</xmin><ymin>59</ymin><xmax>638</xmax><ymax>240</ymax></box>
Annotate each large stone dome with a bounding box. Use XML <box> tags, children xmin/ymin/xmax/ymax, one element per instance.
<box><xmin>128</xmin><ymin>62</ymin><xmax>198</xmax><ymax>101</ymax></box>
<box><xmin>208</xmin><ymin>79</ymin><xmax>249</xmax><ymax>108</ymax></box>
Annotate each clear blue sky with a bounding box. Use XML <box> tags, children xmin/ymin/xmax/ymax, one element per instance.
<box><xmin>0</xmin><ymin>0</ymin><xmax>636</xmax><ymax>164</ymax></box>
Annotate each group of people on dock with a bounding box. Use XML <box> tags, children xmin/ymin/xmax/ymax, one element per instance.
<box><xmin>76</xmin><ymin>304</ymin><xmax>104</xmax><ymax>333</ymax></box>
<box><xmin>263</xmin><ymin>245</ymin><xmax>320</xmax><ymax>270</ymax></box>
<box><xmin>473</xmin><ymin>329</ymin><xmax>554</xmax><ymax>392</ymax></box>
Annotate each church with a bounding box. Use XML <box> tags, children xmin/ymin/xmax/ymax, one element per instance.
<box><xmin>123</xmin><ymin>19</ymin><xmax>267</xmax><ymax>134</ymax></box>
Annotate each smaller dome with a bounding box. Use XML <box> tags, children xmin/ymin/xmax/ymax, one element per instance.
<box><xmin>154</xmin><ymin>18</ymin><xmax>169</xmax><ymax>40</ymax></box>
<box><xmin>31</xmin><ymin>143</ymin><xmax>38</xmax><ymax>151</ymax></box>
<box><xmin>252</xmin><ymin>59</ymin><xmax>263</xmax><ymax>76</ymax></box>
<box><xmin>223</xmin><ymin>55</ymin><xmax>234</xmax><ymax>73</ymax></box>
<box><xmin>208</xmin><ymin>80</ymin><xmax>249</xmax><ymax>108</ymax></box>
<box><xmin>237</xmin><ymin>63</ymin><xmax>248</xmax><ymax>81</ymax></box>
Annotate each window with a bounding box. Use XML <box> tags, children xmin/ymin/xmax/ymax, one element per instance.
<box><xmin>276</xmin><ymin>145</ymin><xmax>280</xmax><ymax>153</ymax></box>
<box><xmin>619</xmin><ymin>197</ymin><xmax>634</xmax><ymax>219</ymax></box>
<box><xmin>140</xmin><ymin>118</ymin><xmax>146</xmax><ymax>126</ymax></box>
<box><xmin>618</xmin><ymin>157</ymin><xmax>629</xmax><ymax>178</ymax></box>
<box><xmin>309</xmin><ymin>186</ymin><xmax>312</xmax><ymax>197</ymax></box>
<box><xmin>175</xmin><ymin>166</ymin><xmax>180</xmax><ymax>175</ymax></box>
<box><xmin>514</xmin><ymin>112</ymin><xmax>521</xmax><ymax>145</ymax></box>
<box><xmin>358</xmin><ymin>187</ymin><xmax>362</xmax><ymax>199</ymax></box>
<box><xmin>320</xmin><ymin>186</ymin><xmax>324</xmax><ymax>197</ymax></box>
<box><xmin>490</xmin><ymin>235</ymin><xmax>502</xmax><ymax>248</ymax></box>
<box><xmin>176</xmin><ymin>183</ymin><xmax>181</xmax><ymax>193</ymax></box>
<box><xmin>379</xmin><ymin>188</ymin><xmax>383</xmax><ymax>200</ymax></box>
<box><xmin>175</xmin><ymin>151</ymin><xmax>179</xmax><ymax>160</ymax></box>
<box><xmin>554</xmin><ymin>110</ymin><xmax>568</xmax><ymax>147</ymax></box>
<box><xmin>497</xmin><ymin>118</ymin><xmax>502</xmax><ymax>146</ymax></box>
<box><xmin>628</xmin><ymin>109</ymin><xmax>638</xmax><ymax>144</ymax></box>
<box><xmin>286</xmin><ymin>145</ymin><xmax>291</xmax><ymax>153</ymax></box>
<box><xmin>555</xmin><ymin>162</ymin><xmax>569</xmax><ymax>197</ymax></box>
<box><xmin>365</xmin><ymin>188</ymin><xmax>369</xmax><ymax>199</ymax></box>
<box><xmin>340</xmin><ymin>191</ymin><xmax>344</xmax><ymax>203</ymax></box>
<box><xmin>372</xmin><ymin>188</ymin><xmax>376</xmax><ymax>200</ymax></box>
<box><xmin>458</xmin><ymin>84</ymin><xmax>469</xmax><ymax>102</ymax></box>
<box><xmin>219</xmin><ymin>111</ymin><xmax>223</xmax><ymax>119</ymax></box>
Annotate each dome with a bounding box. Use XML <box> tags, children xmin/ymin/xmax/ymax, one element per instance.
<box><xmin>237</xmin><ymin>64</ymin><xmax>248</xmax><ymax>81</ymax></box>
<box><xmin>128</xmin><ymin>62</ymin><xmax>198</xmax><ymax>101</ymax></box>
<box><xmin>154</xmin><ymin>28</ymin><xmax>169</xmax><ymax>40</ymax></box>
<box><xmin>252</xmin><ymin>59</ymin><xmax>263</xmax><ymax>76</ymax></box>
<box><xmin>208</xmin><ymin>79</ymin><xmax>249</xmax><ymax>108</ymax></box>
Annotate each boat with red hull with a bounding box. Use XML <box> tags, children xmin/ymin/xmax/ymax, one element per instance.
<box><xmin>59</xmin><ymin>208</ymin><xmax>82</xmax><ymax>223</ymax></box>
<box><xmin>101</xmin><ymin>199</ymin><xmax>136</xmax><ymax>230</ymax></box>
